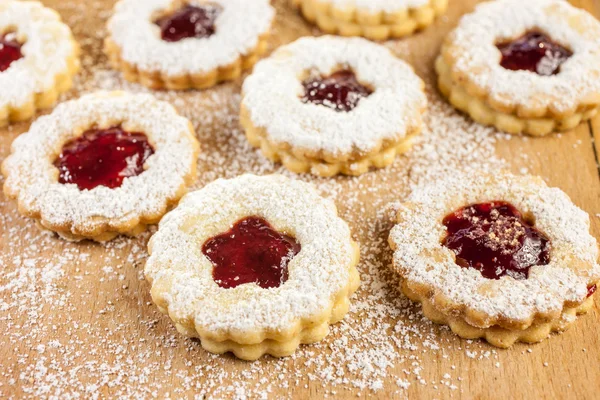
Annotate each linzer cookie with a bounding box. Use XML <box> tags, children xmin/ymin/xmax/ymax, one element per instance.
<box><xmin>389</xmin><ymin>172</ymin><xmax>599</xmax><ymax>348</ymax></box>
<box><xmin>436</xmin><ymin>0</ymin><xmax>600</xmax><ymax>135</ymax></box>
<box><xmin>145</xmin><ymin>174</ymin><xmax>360</xmax><ymax>360</ymax></box>
<box><xmin>241</xmin><ymin>36</ymin><xmax>426</xmax><ymax>177</ymax></box>
<box><xmin>1</xmin><ymin>91</ymin><xmax>199</xmax><ymax>242</ymax></box>
<box><xmin>105</xmin><ymin>0</ymin><xmax>274</xmax><ymax>90</ymax></box>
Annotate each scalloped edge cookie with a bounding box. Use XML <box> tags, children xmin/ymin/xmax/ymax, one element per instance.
<box><xmin>145</xmin><ymin>174</ymin><xmax>361</xmax><ymax>360</ymax></box>
<box><xmin>388</xmin><ymin>172</ymin><xmax>599</xmax><ymax>347</ymax></box>
<box><xmin>2</xmin><ymin>91</ymin><xmax>199</xmax><ymax>242</ymax></box>
<box><xmin>104</xmin><ymin>0</ymin><xmax>273</xmax><ymax>90</ymax></box>
<box><xmin>241</xmin><ymin>36</ymin><xmax>426</xmax><ymax>177</ymax></box>
<box><xmin>435</xmin><ymin>0</ymin><xmax>600</xmax><ymax>135</ymax></box>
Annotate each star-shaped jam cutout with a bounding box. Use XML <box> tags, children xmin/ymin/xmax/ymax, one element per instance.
<box><xmin>496</xmin><ymin>31</ymin><xmax>572</xmax><ymax>76</ymax></box>
<box><xmin>54</xmin><ymin>126</ymin><xmax>155</xmax><ymax>190</ymax></box>
<box><xmin>155</xmin><ymin>3</ymin><xmax>221</xmax><ymax>42</ymax></box>
<box><xmin>442</xmin><ymin>201</ymin><xmax>551</xmax><ymax>280</ymax></box>
<box><xmin>301</xmin><ymin>69</ymin><xmax>372</xmax><ymax>112</ymax></box>
<box><xmin>202</xmin><ymin>217</ymin><xmax>301</xmax><ymax>289</ymax></box>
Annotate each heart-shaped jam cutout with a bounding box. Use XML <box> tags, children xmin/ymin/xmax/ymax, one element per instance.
<box><xmin>301</xmin><ymin>69</ymin><xmax>372</xmax><ymax>112</ymax></box>
<box><xmin>0</xmin><ymin>32</ymin><xmax>23</xmax><ymax>72</ymax></box>
<box><xmin>202</xmin><ymin>217</ymin><xmax>301</xmax><ymax>289</ymax></box>
<box><xmin>155</xmin><ymin>3</ymin><xmax>221</xmax><ymax>42</ymax></box>
<box><xmin>54</xmin><ymin>126</ymin><xmax>155</xmax><ymax>190</ymax></box>
<box><xmin>442</xmin><ymin>201</ymin><xmax>550</xmax><ymax>280</ymax></box>
<box><xmin>588</xmin><ymin>284</ymin><xmax>597</xmax><ymax>298</ymax></box>
<box><xmin>497</xmin><ymin>31</ymin><xmax>572</xmax><ymax>76</ymax></box>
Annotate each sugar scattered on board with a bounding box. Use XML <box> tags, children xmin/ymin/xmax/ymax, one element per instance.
<box><xmin>1</xmin><ymin>0</ymin><xmax>585</xmax><ymax>399</ymax></box>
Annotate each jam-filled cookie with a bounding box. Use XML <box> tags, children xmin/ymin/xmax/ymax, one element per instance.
<box><xmin>105</xmin><ymin>0</ymin><xmax>274</xmax><ymax>90</ymax></box>
<box><xmin>436</xmin><ymin>0</ymin><xmax>600</xmax><ymax>136</ymax></box>
<box><xmin>389</xmin><ymin>173</ymin><xmax>599</xmax><ymax>348</ymax></box>
<box><xmin>145</xmin><ymin>174</ymin><xmax>360</xmax><ymax>360</ymax></box>
<box><xmin>2</xmin><ymin>91</ymin><xmax>199</xmax><ymax>242</ymax></box>
<box><xmin>0</xmin><ymin>0</ymin><xmax>80</xmax><ymax>127</ymax></box>
<box><xmin>241</xmin><ymin>36</ymin><xmax>426</xmax><ymax>177</ymax></box>
<box><xmin>293</xmin><ymin>0</ymin><xmax>448</xmax><ymax>40</ymax></box>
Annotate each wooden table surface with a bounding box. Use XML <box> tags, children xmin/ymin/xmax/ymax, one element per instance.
<box><xmin>1</xmin><ymin>0</ymin><xmax>599</xmax><ymax>399</ymax></box>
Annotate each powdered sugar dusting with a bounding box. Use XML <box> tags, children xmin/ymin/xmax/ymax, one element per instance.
<box><xmin>0</xmin><ymin>75</ymin><xmax>507</xmax><ymax>397</ymax></box>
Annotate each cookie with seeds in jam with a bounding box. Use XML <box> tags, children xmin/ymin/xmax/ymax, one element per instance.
<box><xmin>389</xmin><ymin>172</ymin><xmax>599</xmax><ymax>348</ymax></box>
<box><xmin>1</xmin><ymin>92</ymin><xmax>199</xmax><ymax>242</ymax></box>
<box><xmin>436</xmin><ymin>0</ymin><xmax>600</xmax><ymax>136</ymax></box>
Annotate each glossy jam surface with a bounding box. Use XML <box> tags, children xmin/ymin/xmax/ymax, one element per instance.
<box><xmin>588</xmin><ymin>284</ymin><xmax>597</xmax><ymax>298</ymax></box>
<box><xmin>442</xmin><ymin>202</ymin><xmax>550</xmax><ymax>280</ymax></box>
<box><xmin>54</xmin><ymin>126</ymin><xmax>154</xmax><ymax>190</ymax></box>
<box><xmin>0</xmin><ymin>32</ymin><xmax>23</xmax><ymax>72</ymax></box>
<box><xmin>155</xmin><ymin>4</ymin><xmax>221</xmax><ymax>42</ymax></box>
<box><xmin>202</xmin><ymin>217</ymin><xmax>302</xmax><ymax>289</ymax></box>
<box><xmin>301</xmin><ymin>70</ymin><xmax>372</xmax><ymax>112</ymax></box>
<box><xmin>497</xmin><ymin>31</ymin><xmax>572</xmax><ymax>76</ymax></box>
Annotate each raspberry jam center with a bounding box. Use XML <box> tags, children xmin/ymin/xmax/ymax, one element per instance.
<box><xmin>301</xmin><ymin>70</ymin><xmax>372</xmax><ymax>112</ymax></box>
<box><xmin>202</xmin><ymin>217</ymin><xmax>301</xmax><ymax>289</ymax></box>
<box><xmin>442</xmin><ymin>202</ymin><xmax>550</xmax><ymax>280</ymax></box>
<box><xmin>588</xmin><ymin>284</ymin><xmax>597</xmax><ymax>298</ymax></box>
<box><xmin>497</xmin><ymin>31</ymin><xmax>572</xmax><ymax>76</ymax></box>
<box><xmin>54</xmin><ymin>126</ymin><xmax>155</xmax><ymax>190</ymax></box>
<box><xmin>155</xmin><ymin>4</ymin><xmax>221</xmax><ymax>42</ymax></box>
<box><xmin>0</xmin><ymin>32</ymin><xmax>23</xmax><ymax>72</ymax></box>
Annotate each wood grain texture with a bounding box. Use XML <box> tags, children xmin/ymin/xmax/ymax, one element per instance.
<box><xmin>0</xmin><ymin>1</ymin><xmax>599</xmax><ymax>399</ymax></box>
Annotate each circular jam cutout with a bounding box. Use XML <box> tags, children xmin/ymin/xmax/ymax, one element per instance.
<box><xmin>496</xmin><ymin>31</ymin><xmax>572</xmax><ymax>76</ymax></box>
<box><xmin>588</xmin><ymin>284</ymin><xmax>597</xmax><ymax>298</ymax></box>
<box><xmin>155</xmin><ymin>3</ymin><xmax>221</xmax><ymax>42</ymax></box>
<box><xmin>0</xmin><ymin>32</ymin><xmax>23</xmax><ymax>72</ymax></box>
<box><xmin>202</xmin><ymin>217</ymin><xmax>301</xmax><ymax>289</ymax></box>
<box><xmin>301</xmin><ymin>69</ymin><xmax>372</xmax><ymax>112</ymax></box>
<box><xmin>442</xmin><ymin>201</ymin><xmax>550</xmax><ymax>280</ymax></box>
<box><xmin>54</xmin><ymin>126</ymin><xmax>155</xmax><ymax>190</ymax></box>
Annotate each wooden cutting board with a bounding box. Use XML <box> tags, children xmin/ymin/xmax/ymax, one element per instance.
<box><xmin>1</xmin><ymin>0</ymin><xmax>599</xmax><ymax>398</ymax></box>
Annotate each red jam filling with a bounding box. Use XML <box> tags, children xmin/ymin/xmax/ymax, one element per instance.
<box><xmin>155</xmin><ymin>4</ymin><xmax>221</xmax><ymax>42</ymax></box>
<box><xmin>0</xmin><ymin>32</ymin><xmax>23</xmax><ymax>72</ymax></box>
<box><xmin>497</xmin><ymin>31</ymin><xmax>572</xmax><ymax>76</ymax></box>
<box><xmin>301</xmin><ymin>70</ymin><xmax>372</xmax><ymax>112</ymax></box>
<box><xmin>588</xmin><ymin>284</ymin><xmax>597</xmax><ymax>298</ymax></box>
<box><xmin>442</xmin><ymin>202</ymin><xmax>550</xmax><ymax>280</ymax></box>
<box><xmin>202</xmin><ymin>217</ymin><xmax>301</xmax><ymax>289</ymax></box>
<box><xmin>54</xmin><ymin>126</ymin><xmax>154</xmax><ymax>190</ymax></box>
